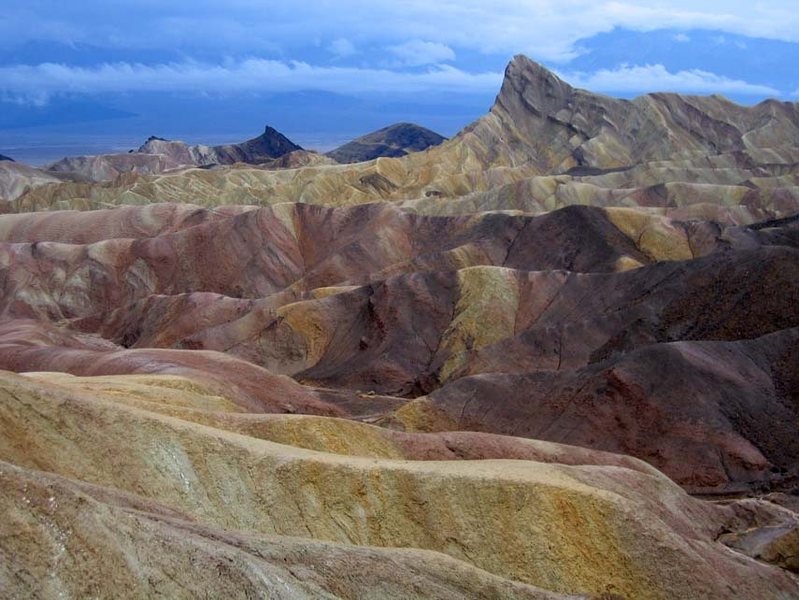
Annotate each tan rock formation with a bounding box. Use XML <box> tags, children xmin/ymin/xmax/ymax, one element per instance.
<box><xmin>1</xmin><ymin>371</ymin><xmax>797</xmax><ymax>599</ymax></box>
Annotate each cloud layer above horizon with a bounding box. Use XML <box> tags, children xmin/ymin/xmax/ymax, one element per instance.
<box><xmin>1</xmin><ymin>1</ymin><xmax>798</xmax><ymax>123</ymax></box>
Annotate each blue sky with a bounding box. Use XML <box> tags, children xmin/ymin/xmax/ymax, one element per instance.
<box><xmin>2</xmin><ymin>1</ymin><xmax>798</xmax><ymax>161</ymax></box>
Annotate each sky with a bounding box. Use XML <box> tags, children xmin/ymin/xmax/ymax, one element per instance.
<box><xmin>2</xmin><ymin>1</ymin><xmax>798</xmax><ymax>163</ymax></box>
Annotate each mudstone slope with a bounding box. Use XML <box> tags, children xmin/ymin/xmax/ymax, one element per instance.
<box><xmin>1</xmin><ymin>55</ymin><xmax>799</xmax><ymax>598</ymax></box>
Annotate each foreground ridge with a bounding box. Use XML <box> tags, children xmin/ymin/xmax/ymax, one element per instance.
<box><xmin>3</xmin><ymin>370</ymin><xmax>798</xmax><ymax>598</ymax></box>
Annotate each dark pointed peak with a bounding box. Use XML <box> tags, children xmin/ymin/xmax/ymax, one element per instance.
<box><xmin>145</xmin><ymin>135</ymin><xmax>168</xmax><ymax>143</ymax></box>
<box><xmin>259</xmin><ymin>125</ymin><xmax>301</xmax><ymax>146</ymax></box>
<box><xmin>255</xmin><ymin>126</ymin><xmax>302</xmax><ymax>148</ymax></box>
<box><xmin>236</xmin><ymin>125</ymin><xmax>302</xmax><ymax>159</ymax></box>
<box><xmin>0</xmin><ymin>154</ymin><xmax>14</xmax><ymax>162</ymax></box>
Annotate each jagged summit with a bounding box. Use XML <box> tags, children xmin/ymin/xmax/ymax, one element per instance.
<box><xmin>43</xmin><ymin>126</ymin><xmax>304</xmax><ymax>182</ymax></box>
<box><xmin>137</xmin><ymin>125</ymin><xmax>302</xmax><ymax>164</ymax></box>
<box><xmin>473</xmin><ymin>53</ymin><xmax>799</xmax><ymax>173</ymax></box>
<box><xmin>12</xmin><ymin>53</ymin><xmax>799</xmax><ymax>210</ymax></box>
<box><xmin>495</xmin><ymin>55</ymin><xmax>575</xmax><ymax>116</ymax></box>
<box><xmin>231</xmin><ymin>125</ymin><xmax>303</xmax><ymax>163</ymax></box>
<box><xmin>327</xmin><ymin>123</ymin><xmax>446</xmax><ymax>163</ymax></box>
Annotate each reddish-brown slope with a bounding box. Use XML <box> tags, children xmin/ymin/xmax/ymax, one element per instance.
<box><xmin>399</xmin><ymin>328</ymin><xmax>799</xmax><ymax>492</ymax></box>
<box><xmin>0</xmin><ymin>319</ymin><xmax>340</xmax><ymax>416</ymax></box>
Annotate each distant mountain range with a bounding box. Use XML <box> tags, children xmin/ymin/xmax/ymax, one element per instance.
<box><xmin>24</xmin><ymin>122</ymin><xmax>446</xmax><ymax>185</ymax></box>
<box><xmin>8</xmin><ymin>55</ymin><xmax>794</xmax><ymax>211</ymax></box>
<box><xmin>326</xmin><ymin>123</ymin><xmax>446</xmax><ymax>163</ymax></box>
<box><xmin>43</xmin><ymin>125</ymin><xmax>305</xmax><ymax>182</ymax></box>
<box><xmin>136</xmin><ymin>126</ymin><xmax>303</xmax><ymax>166</ymax></box>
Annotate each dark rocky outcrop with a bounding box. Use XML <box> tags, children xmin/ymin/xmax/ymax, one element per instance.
<box><xmin>327</xmin><ymin>123</ymin><xmax>446</xmax><ymax>163</ymax></box>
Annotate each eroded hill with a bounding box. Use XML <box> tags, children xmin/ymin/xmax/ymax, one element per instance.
<box><xmin>1</xmin><ymin>55</ymin><xmax>798</xmax><ymax>599</ymax></box>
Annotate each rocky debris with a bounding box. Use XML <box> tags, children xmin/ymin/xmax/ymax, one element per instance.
<box><xmin>721</xmin><ymin>522</ymin><xmax>799</xmax><ymax>573</ymax></box>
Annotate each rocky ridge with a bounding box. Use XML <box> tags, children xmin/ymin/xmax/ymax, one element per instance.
<box><xmin>1</xmin><ymin>55</ymin><xmax>799</xmax><ymax>598</ymax></box>
<box><xmin>43</xmin><ymin>125</ymin><xmax>304</xmax><ymax>182</ymax></box>
<box><xmin>12</xmin><ymin>55</ymin><xmax>798</xmax><ymax>212</ymax></box>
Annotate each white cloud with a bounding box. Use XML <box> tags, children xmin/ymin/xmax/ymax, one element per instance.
<box><xmin>2</xmin><ymin>1</ymin><xmax>799</xmax><ymax>63</ymax></box>
<box><xmin>560</xmin><ymin>64</ymin><xmax>780</xmax><ymax>96</ymax></box>
<box><xmin>1</xmin><ymin>1</ymin><xmax>791</xmax><ymax>104</ymax></box>
<box><xmin>673</xmin><ymin>33</ymin><xmax>690</xmax><ymax>42</ymax></box>
<box><xmin>0</xmin><ymin>58</ymin><xmax>780</xmax><ymax>104</ymax></box>
<box><xmin>388</xmin><ymin>40</ymin><xmax>455</xmax><ymax>66</ymax></box>
<box><xmin>328</xmin><ymin>38</ymin><xmax>357</xmax><ymax>58</ymax></box>
<box><xmin>0</xmin><ymin>59</ymin><xmax>503</xmax><ymax>100</ymax></box>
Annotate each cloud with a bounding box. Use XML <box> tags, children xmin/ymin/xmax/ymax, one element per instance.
<box><xmin>560</xmin><ymin>64</ymin><xmax>780</xmax><ymax>96</ymax></box>
<box><xmin>2</xmin><ymin>1</ymin><xmax>798</xmax><ymax>63</ymax></box>
<box><xmin>387</xmin><ymin>40</ymin><xmax>455</xmax><ymax>66</ymax></box>
<box><xmin>0</xmin><ymin>58</ymin><xmax>781</xmax><ymax>106</ymax></box>
<box><xmin>673</xmin><ymin>33</ymin><xmax>690</xmax><ymax>42</ymax></box>
<box><xmin>0</xmin><ymin>59</ymin><xmax>503</xmax><ymax>100</ymax></box>
<box><xmin>0</xmin><ymin>2</ymin><xmax>792</xmax><ymax>105</ymax></box>
<box><xmin>328</xmin><ymin>38</ymin><xmax>357</xmax><ymax>58</ymax></box>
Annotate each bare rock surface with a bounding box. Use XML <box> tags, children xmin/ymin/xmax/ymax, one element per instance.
<box><xmin>13</xmin><ymin>56</ymin><xmax>799</xmax><ymax>212</ymax></box>
<box><xmin>0</xmin><ymin>202</ymin><xmax>796</xmax><ymax>493</ymax></box>
<box><xmin>44</xmin><ymin>126</ymin><xmax>304</xmax><ymax>183</ymax></box>
<box><xmin>327</xmin><ymin>122</ymin><xmax>446</xmax><ymax>163</ymax></box>
<box><xmin>0</xmin><ymin>160</ymin><xmax>70</xmax><ymax>203</ymax></box>
<box><xmin>1</xmin><ymin>54</ymin><xmax>799</xmax><ymax>598</ymax></box>
<box><xmin>1</xmin><ymin>371</ymin><xmax>798</xmax><ymax>599</ymax></box>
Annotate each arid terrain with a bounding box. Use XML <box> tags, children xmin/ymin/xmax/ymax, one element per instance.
<box><xmin>1</xmin><ymin>56</ymin><xmax>798</xmax><ymax>599</ymax></box>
